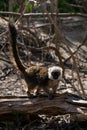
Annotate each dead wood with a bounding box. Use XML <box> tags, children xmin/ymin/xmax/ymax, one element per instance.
<box><xmin>0</xmin><ymin>93</ymin><xmax>87</xmax><ymax>116</ymax></box>
<box><xmin>64</xmin><ymin>34</ymin><xmax>87</xmax><ymax>64</ymax></box>
<box><xmin>65</xmin><ymin>45</ymin><xmax>86</xmax><ymax>99</ymax></box>
<box><xmin>1</xmin><ymin>12</ymin><xmax>87</xmax><ymax>18</ymax></box>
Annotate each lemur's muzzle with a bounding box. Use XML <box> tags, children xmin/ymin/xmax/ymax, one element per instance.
<box><xmin>51</xmin><ymin>71</ymin><xmax>60</xmax><ymax>79</ymax></box>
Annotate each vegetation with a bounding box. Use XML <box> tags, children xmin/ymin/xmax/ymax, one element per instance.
<box><xmin>58</xmin><ymin>0</ymin><xmax>79</xmax><ymax>13</ymax></box>
<box><xmin>0</xmin><ymin>0</ymin><xmax>87</xmax><ymax>13</ymax></box>
<box><xmin>0</xmin><ymin>0</ymin><xmax>9</xmax><ymax>11</ymax></box>
<box><xmin>0</xmin><ymin>0</ymin><xmax>87</xmax><ymax>130</ymax></box>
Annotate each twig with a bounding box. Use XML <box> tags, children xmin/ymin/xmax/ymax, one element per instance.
<box><xmin>15</xmin><ymin>1</ymin><xmax>26</xmax><ymax>24</ymax></box>
<box><xmin>0</xmin><ymin>58</ymin><xmax>11</xmax><ymax>64</ymax></box>
<box><xmin>19</xmin><ymin>26</ymin><xmax>41</xmax><ymax>47</ymax></box>
<box><xmin>1</xmin><ymin>11</ymin><xmax>87</xmax><ymax>18</ymax></box>
<box><xmin>64</xmin><ymin>34</ymin><xmax>87</xmax><ymax>64</ymax></box>
<box><xmin>66</xmin><ymin>45</ymin><xmax>86</xmax><ymax>99</ymax></box>
<box><xmin>0</xmin><ymin>30</ymin><xmax>8</xmax><ymax>37</ymax></box>
<box><xmin>64</xmin><ymin>2</ymin><xmax>87</xmax><ymax>12</ymax></box>
<box><xmin>0</xmin><ymin>14</ymin><xmax>9</xmax><ymax>22</ymax></box>
<box><xmin>42</xmin><ymin>3</ymin><xmax>65</xmax><ymax>77</ymax></box>
<box><xmin>71</xmin><ymin>60</ymin><xmax>82</xmax><ymax>97</ymax></box>
<box><xmin>64</xmin><ymin>2</ymin><xmax>84</xmax><ymax>9</ymax></box>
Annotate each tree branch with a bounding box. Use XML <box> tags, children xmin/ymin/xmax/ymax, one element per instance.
<box><xmin>0</xmin><ymin>93</ymin><xmax>87</xmax><ymax>115</ymax></box>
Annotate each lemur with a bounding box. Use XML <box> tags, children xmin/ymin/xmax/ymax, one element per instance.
<box><xmin>8</xmin><ymin>22</ymin><xmax>62</xmax><ymax>99</ymax></box>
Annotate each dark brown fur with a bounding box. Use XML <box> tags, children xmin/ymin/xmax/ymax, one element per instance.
<box><xmin>8</xmin><ymin>23</ymin><xmax>60</xmax><ymax>99</ymax></box>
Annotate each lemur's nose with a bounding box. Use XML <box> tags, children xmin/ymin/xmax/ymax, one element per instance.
<box><xmin>51</xmin><ymin>71</ymin><xmax>60</xmax><ymax>79</ymax></box>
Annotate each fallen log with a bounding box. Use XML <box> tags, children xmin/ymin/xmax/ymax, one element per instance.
<box><xmin>0</xmin><ymin>92</ymin><xmax>87</xmax><ymax>115</ymax></box>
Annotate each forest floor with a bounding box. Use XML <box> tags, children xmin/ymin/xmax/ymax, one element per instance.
<box><xmin>0</xmin><ymin>16</ymin><xmax>87</xmax><ymax>130</ymax></box>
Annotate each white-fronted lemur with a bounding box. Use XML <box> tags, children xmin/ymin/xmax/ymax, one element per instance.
<box><xmin>8</xmin><ymin>22</ymin><xmax>62</xmax><ymax>99</ymax></box>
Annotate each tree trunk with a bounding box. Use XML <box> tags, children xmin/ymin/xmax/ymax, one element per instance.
<box><xmin>9</xmin><ymin>0</ymin><xmax>13</xmax><ymax>11</ymax></box>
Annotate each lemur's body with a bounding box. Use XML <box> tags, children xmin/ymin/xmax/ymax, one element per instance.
<box><xmin>9</xmin><ymin>23</ymin><xmax>62</xmax><ymax>99</ymax></box>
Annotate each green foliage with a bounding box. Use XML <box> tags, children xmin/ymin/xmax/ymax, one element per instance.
<box><xmin>0</xmin><ymin>0</ymin><xmax>32</xmax><ymax>13</ymax></box>
<box><xmin>0</xmin><ymin>0</ymin><xmax>86</xmax><ymax>13</ymax></box>
<box><xmin>58</xmin><ymin>0</ymin><xmax>80</xmax><ymax>13</ymax></box>
<box><xmin>12</xmin><ymin>4</ymin><xmax>19</xmax><ymax>12</ymax></box>
<box><xmin>0</xmin><ymin>0</ymin><xmax>8</xmax><ymax>11</ymax></box>
<box><xmin>25</xmin><ymin>3</ymin><xmax>32</xmax><ymax>13</ymax></box>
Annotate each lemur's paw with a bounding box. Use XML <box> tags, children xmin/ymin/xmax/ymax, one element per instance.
<box><xmin>48</xmin><ymin>93</ymin><xmax>54</xmax><ymax>100</ymax></box>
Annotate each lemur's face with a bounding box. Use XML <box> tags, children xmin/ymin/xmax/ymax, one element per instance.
<box><xmin>48</xmin><ymin>66</ymin><xmax>62</xmax><ymax>80</ymax></box>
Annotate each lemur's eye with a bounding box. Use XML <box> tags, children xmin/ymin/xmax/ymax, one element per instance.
<box><xmin>51</xmin><ymin>71</ymin><xmax>60</xmax><ymax>79</ymax></box>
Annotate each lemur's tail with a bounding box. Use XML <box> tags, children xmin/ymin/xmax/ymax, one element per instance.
<box><xmin>9</xmin><ymin>23</ymin><xmax>26</xmax><ymax>73</ymax></box>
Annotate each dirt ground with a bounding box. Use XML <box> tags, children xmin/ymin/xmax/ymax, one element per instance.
<box><xmin>0</xmin><ymin>16</ymin><xmax>87</xmax><ymax>129</ymax></box>
<box><xmin>0</xmin><ymin>16</ymin><xmax>87</xmax><ymax>96</ymax></box>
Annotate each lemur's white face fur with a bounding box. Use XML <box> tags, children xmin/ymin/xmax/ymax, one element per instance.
<box><xmin>48</xmin><ymin>66</ymin><xmax>62</xmax><ymax>80</ymax></box>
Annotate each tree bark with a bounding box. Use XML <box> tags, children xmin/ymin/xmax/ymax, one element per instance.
<box><xmin>9</xmin><ymin>0</ymin><xmax>13</xmax><ymax>11</ymax></box>
<box><xmin>0</xmin><ymin>93</ymin><xmax>87</xmax><ymax>115</ymax></box>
